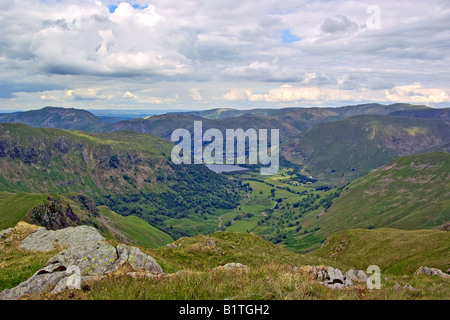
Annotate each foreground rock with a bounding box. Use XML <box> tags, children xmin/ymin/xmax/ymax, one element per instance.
<box><xmin>300</xmin><ymin>265</ymin><xmax>368</xmax><ymax>289</ymax></box>
<box><xmin>414</xmin><ymin>266</ymin><xmax>450</xmax><ymax>278</ymax></box>
<box><xmin>0</xmin><ymin>264</ymin><xmax>81</xmax><ymax>300</ymax></box>
<box><xmin>0</xmin><ymin>225</ymin><xmax>163</xmax><ymax>300</ymax></box>
<box><xmin>0</xmin><ymin>228</ymin><xmax>13</xmax><ymax>239</ymax></box>
<box><xmin>19</xmin><ymin>225</ymin><xmax>104</xmax><ymax>252</ymax></box>
<box><xmin>213</xmin><ymin>263</ymin><xmax>247</xmax><ymax>271</ymax></box>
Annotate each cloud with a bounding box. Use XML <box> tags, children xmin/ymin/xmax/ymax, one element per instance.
<box><xmin>0</xmin><ymin>0</ymin><xmax>449</xmax><ymax>110</ymax></box>
<box><xmin>223</xmin><ymin>83</ymin><xmax>450</xmax><ymax>105</ymax></box>
<box><xmin>189</xmin><ymin>89</ymin><xmax>203</xmax><ymax>101</ymax></box>
<box><xmin>385</xmin><ymin>84</ymin><xmax>449</xmax><ymax>104</ymax></box>
<box><xmin>320</xmin><ymin>15</ymin><xmax>358</xmax><ymax>34</ymax></box>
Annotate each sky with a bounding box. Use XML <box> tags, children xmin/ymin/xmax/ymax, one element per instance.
<box><xmin>0</xmin><ymin>0</ymin><xmax>449</xmax><ymax>111</ymax></box>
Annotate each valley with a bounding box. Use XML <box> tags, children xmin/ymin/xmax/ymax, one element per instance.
<box><xmin>0</xmin><ymin>103</ymin><xmax>448</xmax><ymax>300</ymax></box>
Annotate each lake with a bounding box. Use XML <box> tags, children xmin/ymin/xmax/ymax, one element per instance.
<box><xmin>206</xmin><ymin>164</ymin><xmax>248</xmax><ymax>173</ymax></box>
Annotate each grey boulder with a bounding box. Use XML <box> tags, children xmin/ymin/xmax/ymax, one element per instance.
<box><xmin>20</xmin><ymin>225</ymin><xmax>104</xmax><ymax>252</ymax></box>
<box><xmin>414</xmin><ymin>266</ymin><xmax>450</xmax><ymax>278</ymax></box>
<box><xmin>0</xmin><ymin>264</ymin><xmax>80</xmax><ymax>300</ymax></box>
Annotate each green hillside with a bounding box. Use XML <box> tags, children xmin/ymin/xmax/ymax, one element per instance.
<box><xmin>98</xmin><ymin>206</ymin><xmax>173</xmax><ymax>248</ymax></box>
<box><xmin>0</xmin><ymin>192</ymin><xmax>51</xmax><ymax>229</ymax></box>
<box><xmin>289</xmin><ymin>152</ymin><xmax>450</xmax><ymax>251</ymax></box>
<box><xmin>0</xmin><ymin>123</ymin><xmax>242</xmax><ymax>239</ymax></box>
<box><xmin>0</xmin><ymin>192</ymin><xmax>173</xmax><ymax>248</ymax></box>
<box><xmin>283</xmin><ymin>115</ymin><xmax>450</xmax><ymax>184</ymax></box>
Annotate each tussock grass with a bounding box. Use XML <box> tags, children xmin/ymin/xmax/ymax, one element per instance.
<box><xmin>0</xmin><ymin>222</ymin><xmax>59</xmax><ymax>291</ymax></box>
<box><xmin>312</xmin><ymin>228</ymin><xmax>450</xmax><ymax>275</ymax></box>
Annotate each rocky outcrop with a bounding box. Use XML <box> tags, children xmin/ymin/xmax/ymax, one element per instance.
<box><xmin>0</xmin><ymin>224</ymin><xmax>163</xmax><ymax>300</ymax></box>
<box><xmin>300</xmin><ymin>265</ymin><xmax>368</xmax><ymax>289</ymax></box>
<box><xmin>47</xmin><ymin>240</ymin><xmax>118</xmax><ymax>276</ymax></box>
<box><xmin>114</xmin><ymin>244</ymin><xmax>163</xmax><ymax>274</ymax></box>
<box><xmin>19</xmin><ymin>225</ymin><xmax>104</xmax><ymax>252</ymax></box>
<box><xmin>393</xmin><ymin>283</ymin><xmax>415</xmax><ymax>290</ymax></box>
<box><xmin>26</xmin><ymin>197</ymin><xmax>80</xmax><ymax>230</ymax></box>
<box><xmin>0</xmin><ymin>228</ymin><xmax>13</xmax><ymax>239</ymax></box>
<box><xmin>414</xmin><ymin>266</ymin><xmax>450</xmax><ymax>278</ymax></box>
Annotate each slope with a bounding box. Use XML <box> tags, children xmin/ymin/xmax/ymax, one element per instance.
<box><xmin>0</xmin><ymin>192</ymin><xmax>173</xmax><ymax>248</ymax></box>
<box><xmin>311</xmin><ymin>228</ymin><xmax>449</xmax><ymax>275</ymax></box>
<box><xmin>0</xmin><ymin>123</ymin><xmax>242</xmax><ymax>239</ymax></box>
<box><xmin>290</xmin><ymin>152</ymin><xmax>450</xmax><ymax>251</ymax></box>
<box><xmin>282</xmin><ymin>115</ymin><xmax>450</xmax><ymax>184</ymax></box>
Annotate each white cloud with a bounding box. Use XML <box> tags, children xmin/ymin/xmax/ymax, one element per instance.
<box><xmin>385</xmin><ymin>84</ymin><xmax>449</xmax><ymax>104</ymax></box>
<box><xmin>223</xmin><ymin>83</ymin><xmax>450</xmax><ymax>105</ymax></box>
<box><xmin>0</xmin><ymin>0</ymin><xmax>449</xmax><ymax>110</ymax></box>
<box><xmin>189</xmin><ymin>89</ymin><xmax>203</xmax><ymax>101</ymax></box>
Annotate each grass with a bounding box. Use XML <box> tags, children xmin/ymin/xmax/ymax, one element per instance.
<box><xmin>144</xmin><ymin>231</ymin><xmax>322</xmax><ymax>273</ymax></box>
<box><xmin>0</xmin><ymin>222</ymin><xmax>59</xmax><ymax>291</ymax></box>
<box><xmin>2</xmin><ymin>224</ymin><xmax>449</xmax><ymax>300</ymax></box>
<box><xmin>311</xmin><ymin>228</ymin><xmax>450</xmax><ymax>275</ymax></box>
<box><xmin>35</xmin><ymin>266</ymin><xmax>449</xmax><ymax>300</ymax></box>
<box><xmin>0</xmin><ymin>192</ymin><xmax>50</xmax><ymax>230</ymax></box>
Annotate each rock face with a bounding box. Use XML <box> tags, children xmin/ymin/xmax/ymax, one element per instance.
<box><xmin>26</xmin><ymin>197</ymin><xmax>80</xmax><ymax>230</ymax></box>
<box><xmin>414</xmin><ymin>266</ymin><xmax>450</xmax><ymax>278</ymax></box>
<box><xmin>0</xmin><ymin>225</ymin><xmax>163</xmax><ymax>300</ymax></box>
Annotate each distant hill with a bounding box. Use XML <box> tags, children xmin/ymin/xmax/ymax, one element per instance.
<box><xmin>282</xmin><ymin>115</ymin><xmax>450</xmax><ymax>184</ymax></box>
<box><xmin>106</xmin><ymin>103</ymin><xmax>431</xmax><ymax>141</ymax></box>
<box><xmin>389</xmin><ymin>108</ymin><xmax>450</xmax><ymax>120</ymax></box>
<box><xmin>332</xmin><ymin>103</ymin><xmax>429</xmax><ymax>117</ymax></box>
<box><xmin>177</xmin><ymin>103</ymin><xmax>428</xmax><ymax>119</ymax></box>
<box><xmin>0</xmin><ymin>104</ymin><xmax>435</xmax><ymax>142</ymax></box>
<box><xmin>105</xmin><ymin>113</ymin><xmax>301</xmax><ymax>141</ymax></box>
<box><xmin>0</xmin><ymin>107</ymin><xmax>105</xmax><ymax>132</ymax></box>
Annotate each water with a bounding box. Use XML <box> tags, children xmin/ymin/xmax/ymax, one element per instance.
<box><xmin>206</xmin><ymin>164</ymin><xmax>248</xmax><ymax>173</ymax></box>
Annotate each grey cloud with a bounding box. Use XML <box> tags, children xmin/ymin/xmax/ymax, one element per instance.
<box><xmin>321</xmin><ymin>15</ymin><xmax>358</xmax><ymax>34</ymax></box>
<box><xmin>0</xmin><ymin>0</ymin><xmax>449</xmax><ymax>109</ymax></box>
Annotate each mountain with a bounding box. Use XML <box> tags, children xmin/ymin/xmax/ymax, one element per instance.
<box><xmin>176</xmin><ymin>103</ymin><xmax>428</xmax><ymax>119</ymax></box>
<box><xmin>0</xmin><ymin>104</ymin><xmax>434</xmax><ymax>143</ymax></box>
<box><xmin>0</xmin><ymin>107</ymin><xmax>105</xmax><ymax>132</ymax></box>
<box><xmin>0</xmin><ymin>123</ymin><xmax>242</xmax><ymax>239</ymax></box>
<box><xmin>332</xmin><ymin>103</ymin><xmax>429</xmax><ymax>117</ymax></box>
<box><xmin>106</xmin><ymin>113</ymin><xmax>300</xmax><ymax>141</ymax></box>
<box><xmin>389</xmin><ymin>108</ymin><xmax>450</xmax><ymax>120</ymax></box>
<box><xmin>282</xmin><ymin>115</ymin><xmax>450</xmax><ymax>184</ymax></box>
<box><xmin>291</xmin><ymin>152</ymin><xmax>450</xmax><ymax>251</ymax></box>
